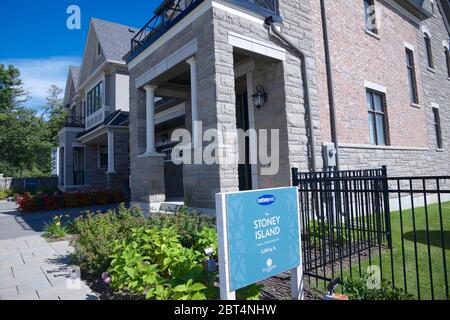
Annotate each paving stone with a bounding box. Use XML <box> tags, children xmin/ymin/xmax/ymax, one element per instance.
<box><xmin>16</xmin><ymin>278</ymin><xmax>52</xmax><ymax>295</ymax></box>
<box><xmin>11</xmin><ymin>266</ymin><xmax>44</xmax><ymax>278</ymax></box>
<box><xmin>2</xmin><ymin>291</ymin><xmax>39</xmax><ymax>300</ymax></box>
<box><xmin>0</xmin><ymin>286</ymin><xmax>19</xmax><ymax>299</ymax></box>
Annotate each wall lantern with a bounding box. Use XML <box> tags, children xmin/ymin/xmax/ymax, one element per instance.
<box><xmin>252</xmin><ymin>85</ymin><xmax>267</xmax><ymax>109</ymax></box>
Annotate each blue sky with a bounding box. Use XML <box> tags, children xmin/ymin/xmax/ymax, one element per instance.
<box><xmin>0</xmin><ymin>0</ymin><xmax>158</xmax><ymax>109</ymax></box>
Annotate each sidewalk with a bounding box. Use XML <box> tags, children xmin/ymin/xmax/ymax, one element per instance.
<box><xmin>0</xmin><ymin>234</ymin><xmax>97</xmax><ymax>300</ymax></box>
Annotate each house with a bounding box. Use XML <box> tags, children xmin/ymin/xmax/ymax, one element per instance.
<box><xmin>58</xmin><ymin>18</ymin><xmax>136</xmax><ymax>194</ymax></box>
<box><xmin>119</xmin><ymin>0</ymin><xmax>449</xmax><ymax>214</ymax></box>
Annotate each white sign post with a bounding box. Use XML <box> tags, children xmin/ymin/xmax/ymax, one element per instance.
<box><xmin>216</xmin><ymin>187</ymin><xmax>303</xmax><ymax>300</ymax></box>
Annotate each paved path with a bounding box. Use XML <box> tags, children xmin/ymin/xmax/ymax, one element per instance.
<box><xmin>0</xmin><ymin>201</ymin><xmax>124</xmax><ymax>300</ymax></box>
<box><xmin>0</xmin><ymin>235</ymin><xmax>97</xmax><ymax>300</ymax></box>
<box><xmin>0</xmin><ymin>201</ymin><xmax>119</xmax><ymax>240</ymax></box>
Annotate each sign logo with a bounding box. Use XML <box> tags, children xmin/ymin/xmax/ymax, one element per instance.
<box><xmin>257</xmin><ymin>194</ymin><xmax>276</xmax><ymax>206</ymax></box>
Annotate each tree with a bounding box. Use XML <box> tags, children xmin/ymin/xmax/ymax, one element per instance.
<box><xmin>41</xmin><ymin>84</ymin><xmax>65</xmax><ymax>144</ymax></box>
<box><xmin>0</xmin><ymin>64</ymin><xmax>30</xmax><ymax>113</ymax></box>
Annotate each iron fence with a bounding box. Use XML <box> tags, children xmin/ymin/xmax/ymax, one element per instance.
<box><xmin>292</xmin><ymin>166</ymin><xmax>450</xmax><ymax>300</ymax></box>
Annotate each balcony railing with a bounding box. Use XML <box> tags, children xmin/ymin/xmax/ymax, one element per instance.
<box><xmin>64</xmin><ymin>116</ymin><xmax>85</xmax><ymax>128</ymax></box>
<box><xmin>129</xmin><ymin>0</ymin><xmax>205</xmax><ymax>60</ymax></box>
<box><xmin>128</xmin><ymin>0</ymin><xmax>279</xmax><ymax>62</ymax></box>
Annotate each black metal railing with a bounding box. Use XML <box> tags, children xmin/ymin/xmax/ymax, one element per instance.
<box><xmin>64</xmin><ymin>116</ymin><xmax>85</xmax><ymax>128</ymax></box>
<box><xmin>128</xmin><ymin>0</ymin><xmax>279</xmax><ymax>61</ymax></box>
<box><xmin>129</xmin><ymin>0</ymin><xmax>204</xmax><ymax>59</ymax></box>
<box><xmin>73</xmin><ymin>171</ymin><xmax>84</xmax><ymax>186</ymax></box>
<box><xmin>292</xmin><ymin>167</ymin><xmax>450</xmax><ymax>300</ymax></box>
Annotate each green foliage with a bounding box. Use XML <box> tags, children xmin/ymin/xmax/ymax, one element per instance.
<box><xmin>0</xmin><ymin>189</ymin><xmax>10</xmax><ymax>200</ymax></box>
<box><xmin>306</xmin><ymin>219</ymin><xmax>350</xmax><ymax>247</ymax></box>
<box><xmin>71</xmin><ymin>204</ymin><xmax>145</xmax><ymax>274</ymax></box>
<box><xmin>146</xmin><ymin>206</ymin><xmax>216</xmax><ymax>248</ymax></box>
<box><xmin>342</xmin><ymin>277</ymin><xmax>414</xmax><ymax>300</ymax></box>
<box><xmin>0</xmin><ymin>64</ymin><xmax>65</xmax><ymax>177</ymax></box>
<box><xmin>108</xmin><ymin>226</ymin><xmax>261</xmax><ymax>300</ymax></box>
<box><xmin>43</xmin><ymin>214</ymin><xmax>69</xmax><ymax>239</ymax></box>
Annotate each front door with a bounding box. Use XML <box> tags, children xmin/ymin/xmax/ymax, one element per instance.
<box><xmin>236</xmin><ymin>92</ymin><xmax>252</xmax><ymax>191</ymax></box>
<box><xmin>158</xmin><ymin>144</ymin><xmax>184</xmax><ymax>199</ymax></box>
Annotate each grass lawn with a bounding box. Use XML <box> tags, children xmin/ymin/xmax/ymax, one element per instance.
<box><xmin>340</xmin><ymin>200</ymin><xmax>450</xmax><ymax>300</ymax></box>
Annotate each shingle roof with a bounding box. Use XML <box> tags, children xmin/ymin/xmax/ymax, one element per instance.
<box><xmin>91</xmin><ymin>18</ymin><xmax>139</xmax><ymax>63</ymax></box>
<box><xmin>69</xmin><ymin>66</ymin><xmax>80</xmax><ymax>89</ymax></box>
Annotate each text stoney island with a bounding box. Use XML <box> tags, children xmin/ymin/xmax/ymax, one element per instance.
<box><xmin>254</xmin><ymin>215</ymin><xmax>281</xmax><ymax>240</ymax></box>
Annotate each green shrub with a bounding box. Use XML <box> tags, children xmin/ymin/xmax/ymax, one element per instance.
<box><xmin>43</xmin><ymin>215</ymin><xmax>69</xmax><ymax>239</ymax></box>
<box><xmin>71</xmin><ymin>204</ymin><xmax>145</xmax><ymax>274</ymax></box>
<box><xmin>0</xmin><ymin>189</ymin><xmax>9</xmax><ymax>200</ymax></box>
<box><xmin>342</xmin><ymin>277</ymin><xmax>414</xmax><ymax>300</ymax></box>
<box><xmin>107</xmin><ymin>226</ymin><xmax>261</xmax><ymax>300</ymax></box>
<box><xmin>146</xmin><ymin>206</ymin><xmax>216</xmax><ymax>248</ymax></box>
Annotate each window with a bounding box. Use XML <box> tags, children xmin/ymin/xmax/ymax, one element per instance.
<box><xmin>253</xmin><ymin>0</ymin><xmax>278</xmax><ymax>13</ymax></box>
<box><xmin>405</xmin><ymin>49</ymin><xmax>419</xmax><ymax>104</ymax></box>
<box><xmin>364</xmin><ymin>0</ymin><xmax>378</xmax><ymax>34</ymax></box>
<box><xmin>424</xmin><ymin>34</ymin><xmax>434</xmax><ymax>69</ymax></box>
<box><xmin>366</xmin><ymin>90</ymin><xmax>387</xmax><ymax>145</ymax></box>
<box><xmin>446</xmin><ymin>47</ymin><xmax>450</xmax><ymax>78</ymax></box>
<box><xmin>97</xmin><ymin>43</ymin><xmax>101</xmax><ymax>56</ymax></box>
<box><xmin>86</xmin><ymin>82</ymin><xmax>103</xmax><ymax>116</ymax></box>
<box><xmin>99</xmin><ymin>146</ymin><xmax>108</xmax><ymax>169</ymax></box>
<box><xmin>432</xmin><ymin>108</ymin><xmax>443</xmax><ymax>149</ymax></box>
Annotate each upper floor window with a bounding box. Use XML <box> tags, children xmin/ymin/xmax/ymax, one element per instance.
<box><xmin>432</xmin><ymin>107</ymin><xmax>443</xmax><ymax>149</ymax></box>
<box><xmin>97</xmin><ymin>43</ymin><xmax>101</xmax><ymax>56</ymax></box>
<box><xmin>445</xmin><ymin>47</ymin><xmax>450</xmax><ymax>78</ymax></box>
<box><xmin>366</xmin><ymin>90</ymin><xmax>387</xmax><ymax>145</ymax></box>
<box><xmin>251</xmin><ymin>0</ymin><xmax>278</xmax><ymax>13</ymax></box>
<box><xmin>405</xmin><ymin>49</ymin><xmax>419</xmax><ymax>105</ymax></box>
<box><xmin>87</xmin><ymin>82</ymin><xmax>103</xmax><ymax>116</ymax></box>
<box><xmin>364</xmin><ymin>0</ymin><xmax>378</xmax><ymax>34</ymax></box>
<box><xmin>424</xmin><ymin>34</ymin><xmax>434</xmax><ymax>69</ymax></box>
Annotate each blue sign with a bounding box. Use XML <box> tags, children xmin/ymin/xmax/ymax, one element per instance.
<box><xmin>225</xmin><ymin>187</ymin><xmax>301</xmax><ymax>291</ymax></box>
<box><xmin>25</xmin><ymin>179</ymin><xmax>39</xmax><ymax>189</ymax></box>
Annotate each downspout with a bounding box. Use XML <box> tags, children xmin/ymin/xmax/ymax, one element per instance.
<box><xmin>264</xmin><ymin>16</ymin><xmax>317</xmax><ymax>172</ymax></box>
<box><xmin>320</xmin><ymin>0</ymin><xmax>340</xmax><ymax>170</ymax></box>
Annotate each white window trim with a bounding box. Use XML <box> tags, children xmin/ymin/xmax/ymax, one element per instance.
<box><xmin>404</xmin><ymin>41</ymin><xmax>415</xmax><ymax>52</ymax></box>
<box><xmin>420</xmin><ymin>25</ymin><xmax>432</xmax><ymax>38</ymax></box>
<box><xmin>431</xmin><ymin>102</ymin><xmax>439</xmax><ymax>109</ymax></box>
<box><xmin>442</xmin><ymin>40</ymin><xmax>449</xmax><ymax>50</ymax></box>
<box><xmin>364</xmin><ymin>80</ymin><xmax>387</xmax><ymax>93</ymax></box>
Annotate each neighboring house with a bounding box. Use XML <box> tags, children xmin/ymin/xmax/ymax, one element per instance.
<box><xmin>58</xmin><ymin>18</ymin><xmax>136</xmax><ymax>194</ymax></box>
<box><xmin>123</xmin><ymin>0</ymin><xmax>450</xmax><ymax>213</ymax></box>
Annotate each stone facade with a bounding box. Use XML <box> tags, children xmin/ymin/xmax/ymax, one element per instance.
<box><xmin>127</xmin><ymin>0</ymin><xmax>449</xmax><ymax>210</ymax></box>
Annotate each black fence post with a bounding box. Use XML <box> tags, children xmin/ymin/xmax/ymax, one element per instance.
<box><xmin>381</xmin><ymin>166</ymin><xmax>393</xmax><ymax>249</ymax></box>
<box><xmin>292</xmin><ymin>167</ymin><xmax>299</xmax><ymax>186</ymax></box>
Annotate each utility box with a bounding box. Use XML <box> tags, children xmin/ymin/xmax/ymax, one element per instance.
<box><xmin>323</xmin><ymin>145</ymin><xmax>337</xmax><ymax>168</ymax></box>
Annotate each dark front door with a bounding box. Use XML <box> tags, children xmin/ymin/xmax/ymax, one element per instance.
<box><xmin>236</xmin><ymin>92</ymin><xmax>252</xmax><ymax>191</ymax></box>
<box><xmin>158</xmin><ymin>145</ymin><xmax>184</xmax><ymax>199</ymax></box>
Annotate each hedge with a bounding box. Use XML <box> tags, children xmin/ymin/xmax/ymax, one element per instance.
<box><xmin>16</xmin><ymin>190</ymin><xmax>125</xmax><ymax>213</ymax></box>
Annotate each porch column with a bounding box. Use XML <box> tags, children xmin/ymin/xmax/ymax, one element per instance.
<box><xmin>144</xmin><ymin>85</ymin><xmax>157</xmax><ymax>154</ymax></box>
<box><xmin>187</xmin><ymin>57</ymin><xmax>198</xmax><ymax>147</ymax></box>
<box><xmin>107</xmin><ymin>129</ymin><xmax>116</xmax><ymax>174</ymax></box>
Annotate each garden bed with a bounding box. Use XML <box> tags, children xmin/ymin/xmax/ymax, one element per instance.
<box><xmin>16</xmin><ymin>190</ymin><xmax>125</xmax><ymax>213</ymax></box>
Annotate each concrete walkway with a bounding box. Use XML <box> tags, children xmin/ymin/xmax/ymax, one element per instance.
<box><xmin>0</xmin><ymin>201</ymin><xmax>123</xmax><ymax>300</ymax></box>
<box><xmin>0</xmin><ymin>235</ymin><xmax>97</xmax><ymax>300</ymax></box>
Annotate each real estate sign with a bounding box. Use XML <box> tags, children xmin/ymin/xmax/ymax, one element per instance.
<box><xmin>216</xmin><ymin>187</ymin><xmax>303</xmax><ymax>300</ymax></box>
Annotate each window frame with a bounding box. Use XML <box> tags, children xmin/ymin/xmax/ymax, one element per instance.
<box><xmin>366</xmin><ymin>89</ymin><xmax>388</xmax><ymax>146</ymax></box>
<box><xmin>445</xmin><ymin>47</ymin><xmax>450</xmax><ymax>78</ymax></box>
<box><xmin>405</xmin><ymin>48</ymin><xmax>419</xmax><ymax>105</ymax></box>
<box><xmin>432</xmin><ymin>107</ymin><xmax>443</xmax><ymax>149</ymax></box>
<box><xmin>98</xmin><ymin>145</ymin><xmax>108</xmax><ymax>169</ymax></box>
<box><xmin>86</xmin><ymin>81</ymin><xmax>103</xmax><ymax>117</ymax></box>
<box><xmin>424</xmin><ymin>34</ymin><xmax>434</xmax><ymax>69</ymax></box>
<box><xmin>364</xmin><ymin>0</ymin><xmax>378</xmax><ymax>34</ymax></box>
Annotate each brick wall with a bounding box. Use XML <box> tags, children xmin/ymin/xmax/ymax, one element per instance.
<box><xmin>311</xmin><ymin>0</ymin><xmax>450</xmax><ymax>176</ymax></box>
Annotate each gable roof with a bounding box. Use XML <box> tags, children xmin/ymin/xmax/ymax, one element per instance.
<box><xmin>77</xmin><ymin>18</ymin><xmax>138</xmax><ymax>90</ymax></box>
<box><xmin>63</xmin><ymin>66</ymin><xmax>81</xmax><ymax>107</ymax></box>
<box><xmin>91</xmin><ymin>18</ymin><xmax>139</xmax><ymax>63</ymax></box>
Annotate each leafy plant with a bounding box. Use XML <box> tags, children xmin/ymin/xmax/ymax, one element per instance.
<box><xmin>43</xmin><ymin>214</ymin><xmax>69</xmax><ymax>239</ymax></box>
<box><xmin>71</xmin><ymin>204</ymin><xmax>145</xmax><ymax>274</ymax></box>
<box><xmin>342</xmin><ymin>277</ymin><xmax>414</xmax><ymax>300</ymax></box>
